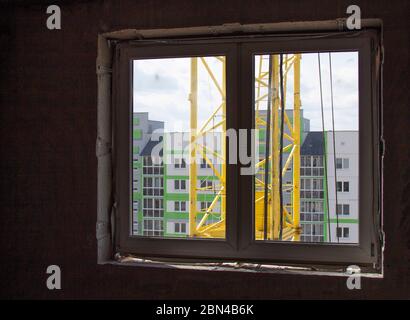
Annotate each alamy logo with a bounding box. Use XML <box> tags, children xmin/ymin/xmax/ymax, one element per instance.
<box><xmin>46</xmin><ymin>265</ymin><xmax>61</xmax><ymax>290</ymax></box>
<box><xmin>46</xmin><ymin>5</ymin><xmax>61</xmax><ymax>30</ymax></box>
<box><xmin>346</xmin><ymin>265</ymin><xmax>361</xmax><ymax>290</ymax></box>
<box><xmin>346</xmin><ymin>5</ymin><xmax>361</xmax><ymax>30</ymax></box>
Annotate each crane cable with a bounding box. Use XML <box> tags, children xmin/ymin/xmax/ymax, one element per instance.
<box><xmin>318</xmin><ymin>53</ymin><xmax>332</xmax><ymax>243</ymax></box>
<box><xmin>329</xmin><ymin>53</ymin><xmax>340</xmax><ymax>243</ymax></box>
<box><xmin>263</xmin><ymin>55</ymin><xmax>273</xmax><ymax>241</ymax></box>
<box><xmin>279</xmin><ymin>54</ymin><xmax>285</xmax><ymax>240</ymax></box>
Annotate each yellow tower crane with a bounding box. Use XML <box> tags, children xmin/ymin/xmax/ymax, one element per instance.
<box><xmin>187</xmin><ymin>54</ymin><xmax>301</xmax><ymax>241</ymax></box>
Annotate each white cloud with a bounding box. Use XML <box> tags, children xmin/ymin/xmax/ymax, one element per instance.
<box><xmin>133</xmin><ymin>57</ymin><xmax>224</xmax><ymax>132</ymax></box>
<box><xmin>133</xmin><ymin>52</ymin><xmax>359</xmax><ymax>133</ymax></box>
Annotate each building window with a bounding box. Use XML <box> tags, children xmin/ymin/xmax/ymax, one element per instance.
<box><xmin>143</xmin><ymin>219</ymin><xmax>164</xmax><ymax>237</ymax></box>
<box><xmin>200</xmin><ymin>179</ymin><xmax>213</xmax><ymax>190</ymax></box>
<box><xmin>143</xmin><ymin>177</ymin><xmax>164</xmax><ymax>196</ymax></box>
<box><xmin>200</xmin><ymin>158</ymin><xmax>211</xmax><ymax>169</ymax></box>
<box><xmin>200</xmin><ymin>201</ymin><xmax>213</xmax><ymax>211</ymax></box>
<box><xmin>133</xmin><ymin>129</ymin><xmax>142</xmax><ymax>140</ymax></box>
<box><xmin>174</xmin><ymin>158</ymin><xmax>186</xmax><ymax>169</ymax></box>
<box><xmin>336</xmin><ymin>227</ymin><xmax>350</xmax><ymax>239</ymax></box>
<box><xmin>337</xmin><ymin>204</ymin><xmax>350</xmax><ymax>215</ymax></box>
<box><xmin>174</xmin><ymin>201</ymin><xmax>187</xmax><ymax>212</ymax></box>
<box><xmin>143</xmin><ymin>156</ymin><xmax>164</xmax><ymax>175</ymax></box>
<box><xmin>344</xmin><ymin>181</ymin><xmax>350</xmax><ymax>192</ymax></box>
<box><xmin>336</xmin><ymin>157</ymin><xmax>350</xmax><ymax>169</ymax></box>
<box><xmin>301</xmin><ymin>223</ymin><xmax>324</xmax><ymax>242</ymax></box>
<box><xmin>336</xmin><ymin>158</ymin><xmax>343</xmax><ymax>169</ymax></box>
<box><xmin>301</xmin><ymin>200</ymin><xmax>324</xmax><ymax>223</ymax></box>
<box><xmin>301</xmin><ymin>155</ymin><xmax>324</xmax><ymax>177</ymax></box>
<box><xmin>143</xmin><ymin>198</ymin><xmax>164</xmax><ymax>218</ymax></box>
<box><xmin>301</xmin><ymin>178</ymin><xmax>324</xmax><ymax>199</ymax></box>
<box><xmin>174</xmin><ymin>179</ymin><xmax>186</xmax><ymax>190</ymax></box>
<box><xmin>337</xmin><ymin>181</ymin><xmax>350</xmax><ymax>193</ymax></box>
<box><xmin>174</xmin><ymin>222</ymin><xmax>187</xmax><ymax>234</ymax></box>
<box><xmin>107</xmin><ymin>27</ymin><xmax>381</xmax><ymax>270</ymax></box>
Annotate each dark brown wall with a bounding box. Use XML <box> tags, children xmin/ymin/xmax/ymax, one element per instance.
<box><xmin>0</xmin><ymin>0</ymin><xmax>409</xmax><ymax>299</ymax></box>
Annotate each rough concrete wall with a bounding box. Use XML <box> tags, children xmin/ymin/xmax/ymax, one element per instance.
<box><xmin>0</xmin><ymin>0</ymin><xmax>409</xmax><ymax>299</ymax></box>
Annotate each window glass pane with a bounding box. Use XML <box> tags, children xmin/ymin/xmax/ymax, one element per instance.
<box><xmin>336</xmin><ymin>158</ymin><xmax>343</xmax><ymax>169</ymax></box>
<box><xmin>343</xmin><ymin>204</ymin><xmax>350</xmax><ymax>215</ymax></box>
<box><xmin>343</xmin><ymin>227</ymin><xmax>349</xmax><ymax>238</ymax></box>
<box><xmin>253</xmin><ymin>52</ymin><xmax>359</xmax><ymax>244</ymax></box>
<box><xmin>181</xmin><ymin>223</ymin><xmax>187</xmax><ymax>233</ymax></box>
<box><xmin>132</xmin><ymin>56</ymin><xmax>226</xmax><ymax>239</ymax></box>
<box><xmin>344</xmin><ymin>182</ymin><xmax>349</xmax><ymax>192</ymax></box>
<box><xmin>343</xmin><ymin>158</ymin><xmax>349</xmax><ymax>169</ymax></box>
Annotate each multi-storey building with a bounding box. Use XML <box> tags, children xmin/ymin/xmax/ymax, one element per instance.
<box><xmin>132</xmin><ymin>113</ymin><xmax>223</xmax><ymax>237</ymax></box>
<box><xmin>300</xmin><ymin>132</ymin><xmax>326</xmax><ymax>242</ymax></box>
<box><xmin>300</xmin><ymin>131</ymin><xmax>359</xmax><ymax>243</ymax></box>
<box><xmin>326</xmin><ymin>131</ymin><xmax>359</xmax><ymax>243</ymax></box>
<box><xmin>132</xmin><ymin>112</ymin><xmax>359</xmax><ymax>243</ymax></box>
<box><xmin>132</xmin><ymin>112</ymin><xmax>164</xmax><ymax>236</ymax></box>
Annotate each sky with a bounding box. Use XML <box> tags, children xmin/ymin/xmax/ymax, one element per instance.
<box><xmin>133</xmin><ymin>51</ymin><xmax>358</xmax><ymax>133</ymax></box>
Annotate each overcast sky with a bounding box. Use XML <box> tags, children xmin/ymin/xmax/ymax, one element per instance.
<box><xmin>133</xmin><ymin>52</ymin><xmax>358</xmax><ymax>132</ymax></box>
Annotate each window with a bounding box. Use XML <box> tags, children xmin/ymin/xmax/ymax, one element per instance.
<box><xmin>344</xmin><ymin>182</ymin><xmax>350</xmax><ymax>192</ymax></box>
<box><xmin>174</xmin><ymin>158</ymin><xmax>187</xmax><ymax>169</ymax></box>
<box><xmin>174</xmin><ymin>222</ymin><xmax>187</xmax><ymax>234</ymax></box>
<box><xmin>143</xmin><ymin>177</ymin><xmax>164</xmax><ymax>196</ymax></box>
<box><xmin>108</xmin><ymin>26</ymin><xmax>381</xmax><ymax>271</ymax></box>
<box><xmin>301</xmin><ymin>155</ymin><xmax>324</xmax><ymax>177</ymax></box>
<box><xmin>174</xmin><ymin>179</ymin><xmax>187</xmax><ymax>191</ymax></box>
<box><xmin>143</xmin><ymin>198</ymin><xmax>163</xmax><ymax>218</ymax></box>
<box><xmin>200</xmin><ymin>158</ymin><xmax>211</xmax><ymax>169</ymax></box>
<box><xmin>143</xmin><ymin>219</ymin><xmax>164</xmax><ymax>237</ymax></box>
<box><xmin>344</xmin><ymin>227</ymin><xmax>350</xmax><ymax>238</ymax></box>
<box><xmin>301</xmin><ymin>200</ymin><xmax>324</xmax><ymax>223</ymax></box>
<box><xmin>174</xmin><ymin>201</ymin><xmax>187</xmax><ymax>212</ymax></box>
<box><xmin>337</xmin><ymin>204</ymin><xmax>350</xmax><ymax>215</ymax></box>
<box><xmin>337</xmin><ymin>227</ymin><xmax>350</xmax><ymax>239</ymax></box>
<box><xmin>343</xmin><ymin>158</ymin><xmax>350</xmax><ymax>169</ymax></box>
<box><xmin>301</xmin><ymin>223</ymin><xmax>324</xmax><ymax>242</ymax></box>
<box><xmin>336</xmin><ymin>158</ymin><xmax>343</xmax><ymax>169</ymax></box>
<box><xmin>200</xmin><ymin>201</ymin><xmax>213</xmax><ymax>211</ymax></box>
<box><xmin>343</xmin><ymin>204</ymin><xmax>350</xmax><ymax>215</ymax></box>
<box><xmin>200</xmin><ymin>179</ymin><xmax>213</xmax><ymax>190</ymax></box>
<box><xmin>336</xmin><ymin>157</ymin><xmax>350</xmax><ymax>169</ymax></box>
<box><xmin>337</xmin><ymin>181</ymin><xmax>350</xmax><ymax>193</ymax></box>
<box><xmin>143</xmin><ymin>156</ymin><xmax>164</xmax><ymax>175</ymax></box>
<box><xmin>301</xmin><ymin>178</ymin><xmax>324</xmax><ymax>199</ymax></box>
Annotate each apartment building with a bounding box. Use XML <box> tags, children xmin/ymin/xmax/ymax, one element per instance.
<box><xmin>326</xmin><ymin>131</ymin><xmax>359</xmax><ymax>243</ymax></box>
<box><xmin>132</xmin><ymin>112</ymin><xmax>358</xmax><ymax>243</ymax></box>
<box><xmin>132</xmin><ymin>112</ymin><xmax>223</xmax><ymax>237</ymax></box>
<box><xmin>300</xmin><ymin>131</ymin><xmax>359</xmax><ymax>243</ymax></box>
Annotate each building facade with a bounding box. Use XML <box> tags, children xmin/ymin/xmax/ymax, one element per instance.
<box><xmin>300</xmin><ymin>131</ymin><xmax>359</xmax><ymax>243</ymax></box>
<box><xmin>132</xmin><ymin>112</ymin><xmax>359</xmax><ymax>243</ymax></box>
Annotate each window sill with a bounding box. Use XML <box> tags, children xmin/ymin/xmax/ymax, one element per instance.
<box><xmin>102</xmin><ymin>253</ymin><xmax>383</xmax><ymax>279</ymax></box>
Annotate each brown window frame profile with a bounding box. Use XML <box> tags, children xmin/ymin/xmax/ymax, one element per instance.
<box><xmin>111</xmin><ymin>29</ymin><xmax>382</xmax><ymax>272</ymax></box>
